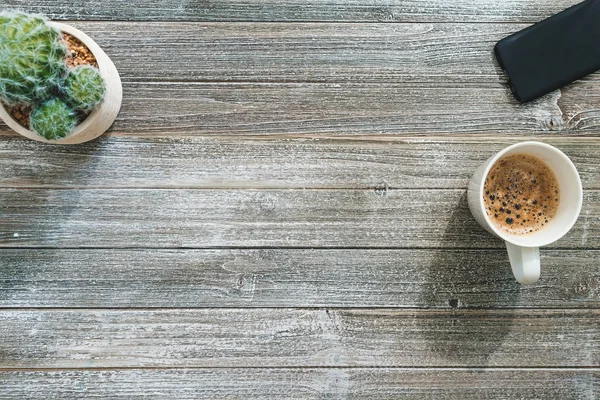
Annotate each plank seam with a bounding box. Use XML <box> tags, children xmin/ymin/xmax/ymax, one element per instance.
<box><xmin>57</xmin><ymin>20</ymin><xmax>537</xmax><ymax>25</ymax></box>
<box><xmin>1</xmin><ymin>246</ymin><xmax>598</xmax><ymax>250</ymax></box>
<box><xmin>0</xmin><ymin>308</ymin><xmax>599</xmax><ymax>311</ymax></box>
<box><xmin>1</xmin><ymin>366</ymin><xmax>600</xmax><ymax>372</ymax></box>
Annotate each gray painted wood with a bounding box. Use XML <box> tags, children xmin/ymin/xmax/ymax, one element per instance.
<box><xmin>1</xmin><ymin>80</ymin><xmax>574</xmax><ymax>136</ymax></box>
<box><xmin>0</xmin><ymin>309</ymin><xmax>598</xmax><ymax>367</ymax></box>
<box><xmin>0</xmin><ymin>81</ymin><xmax>574</xmax><ymax>136</ymax></box>
<box><xmin>5</xmin><ymin>80</ymin><xmax>593</xmax><ymax>135</ymax></box>
<box><xmin>1</xmin><ymin>368</ymin><xmax>598</xmax><ymax>399</ymax></box>
<box><xmin>1</xmin><ymin>23</ymin><xmax>599</xmax><ymax>135</ymax></box>
<box><xmin>68</xmin><ymin>22</ymin><xmax>520</xmax><ymax>83</ymax></box>
<box><xmin>5</xmin><ymin>0</ymin><xmax>581</xmax><ymax>22</ymax></box>
<box><xmin>1</xmin><ymin>136</ymin><xmax>599</xmax><ymax>189</ymax></box>
<box><xmin>1</xmin><ymin>2</ymin><xmax>599</xmax><ymax>396</ymax></box>
<box><xmin>53</xmin><ymin>21</ymin><xmax>598</xmax><ymax>86</ymax></box>
<box><xmin>0</xmin><ymin>189</ymin><xmax>597</xmax><ymax>248</ymax></box>
<box><xmin>83</xmin><ymin>82</ymin><xmax>590</xmax><ymax>135</ymax></box>
<box><xmin>1</xmin><ymin>249</ymin><xmax>599</xmax><ymax>308</ymax></box>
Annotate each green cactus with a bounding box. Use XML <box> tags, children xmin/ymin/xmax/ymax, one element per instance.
<box><xmin>30</xmin><ymin>98</ymin><xmax>77</xmax><ymax>140</ymax></box>
<box><xmin>0</xmin><ymin>11</ymin><xmax>67</xmax><ymax>105</ymax></box>
<box><xmin>63</xmin><ymin>66</ymin><xmax>105</xmax><ymax>111</ymax></box>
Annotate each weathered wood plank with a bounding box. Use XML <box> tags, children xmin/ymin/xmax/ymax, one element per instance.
<box><xmin>56</xmin><ymin>22</ymin><xmax>600</xmax><ymax>84</ymax></box>
<box><xmin>2</xmin><ymin>22</ymin><xmax>599</xmax><ymax>135</ymax></box>
<box><xmin>0</xmin><ymin>309</ymin><xmax>598</xmax><ymax>367</ymax></box>
<box><xmin>0</xmin><ymin>81</ymin><xmax>592</xmax><ymax>136</ymax></box>
<box><xmin>73</xmin><ymin>22</ymin><xmax>599</xmax><ymax>134</ymax></box>
<box><xmin>1</xmin><ymin>136</ymin><xmax>599</xmax><ymax>189</ymax></box>
<box><xmin>86</xmin><ymin>83</ymin><xmax>582</xmax><ymax>135</ymax></box>
<box><xmin>1</xmin><ymin>368</ymin><xmax>598</xmax><ymax>399</ymax></box>
<box><xmin>1</xmin><ymin>249</ymin><xmax>598</xmax><ymax>308</ymax></box>
<box><xmin>4</xmin><ymin>80</ymin><xmax>594</xmax><ymax>136</ymax></box>
<box><xmin>0</xmin><ymin>189</ymin><xmax>597</xmax><ymax>248</ymax></box>
<box><xmin>74</xmin><ymin>22</ymin><xmax>513</xmax><ymax>83</ymax></box>
<box><xmin>5</xmin><ymin>0</ymin><xmax>581</xmax><ymax>22</ymax></box>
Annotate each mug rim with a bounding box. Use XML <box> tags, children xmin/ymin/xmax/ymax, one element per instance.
<box><xmin>477</xmin><ymin>141</ymin><xmax>583</xmax><ymax>247</ymax></box>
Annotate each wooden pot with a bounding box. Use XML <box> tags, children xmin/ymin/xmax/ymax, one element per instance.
<box><xmin>0</xmin><ymin>22</ymin><xmax>122</xmax><ymax>144</ymax></box>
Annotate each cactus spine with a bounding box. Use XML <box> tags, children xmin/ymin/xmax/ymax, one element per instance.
<box><xmin>63</xmin><ymin>66</ymin><xmax>105</xmax><ymax>111</ymax></box>
<box><xmin>30</xmin><ymin>98</ymin><xmax>77</xmax><ymax>140</ymax></box>
<box><xmin>0</xmin><ymin>11</ymin><xmax>107</xmax><ymax>140</ymax></box>
<box><xmin>0</xmin><ymin>11</ymin><xmax>66</xmax><ymax>104</ymax></box>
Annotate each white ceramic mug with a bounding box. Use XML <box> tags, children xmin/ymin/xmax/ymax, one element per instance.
<box><xmin>468</xmin><ymin>142</ymin><xmax>583</xmax><ymax>284</ymax></box>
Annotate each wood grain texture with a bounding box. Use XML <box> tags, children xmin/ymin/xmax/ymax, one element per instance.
<box><xmin>68</xmin><ymin>22</ymin><xmax>517</xmax><ymax>83</ymax></box>
<box><xmin>0</xmin><ymin>189</ymin><xmax>598</xmax><ymax>248</ymax></box>
<box><xmin>4</xmin><ymin>81</ymin><xmax>594</xmax><ymax>136</ymax></box>
<box><xmin>0</xmin><ymin>6</ymin><xmax>598</xmax><ymax>398</ymax></box>
<box><xmin>1</xmin><ymin>23</ymin><xmax>599</xmax><ymax>135</ymax></box>
<box><xmin>6</xmin><ymin>0</ymin><xmax>581</xmax><ymax>22</ymax></box>
<box><xmin>98</xmin><ymin>83</ymin><xmax>582</xmax><ymax>135</ymax></box>
<box><xmin>52</xmin><ymin>21</ymin><xmax>598</xmax><ymax>86</ymax></box>
<box><xmin>1</xmin><ymin>249</ymin><xmax>598</xmax><ymax>308</ymax></box>
<box><xmin>75</xmin><ymin>22</ymin><xmax>599</xmax><ymax>134</ymax></box>
<box><xmin>1</xmin><ymin>309</ymin><xmax>599</xmax><ymax>368</ymax></box>
<box><xmin>1</xmin><ymin>368</ymin><xmax>598</xmax><ymax>399</ymax></box>
<box><xmin>1</xmin><ymin>136</ymin><xmax>599</xmax><ymax>189</ymax></box>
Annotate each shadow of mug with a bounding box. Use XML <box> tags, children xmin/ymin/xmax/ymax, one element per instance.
<box><xmin>419</xmin><ymin>191</ymin><xmax>520</xmax><ymax>364</ymax></box>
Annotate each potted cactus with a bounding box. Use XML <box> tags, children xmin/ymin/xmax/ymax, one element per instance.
<box><xmin>0</xmin><ymin>11</ymin><xmax>122</xmax><ymax>144</ymax></box>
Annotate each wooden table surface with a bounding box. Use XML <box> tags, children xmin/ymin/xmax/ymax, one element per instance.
<box><xmin>1</xmin><ymin>1</ymin><xmax>600</xmax><ymax>398</ymax></box>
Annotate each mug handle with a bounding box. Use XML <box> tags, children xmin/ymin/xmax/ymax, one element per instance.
<box><xmin>505</xmin><ymin>242</ymin><xmax>540</xmax><ymax>284</ymax></box>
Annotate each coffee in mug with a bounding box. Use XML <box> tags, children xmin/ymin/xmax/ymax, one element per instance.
<box><xmin>483</xmin><ymin>154</ymin><xmax>559</xmax><ymax>235</ymax></box>
<box><xmin>468</xmin><ymin>142</ymin><xmax>583</xmax><ymax>284</ymax></box>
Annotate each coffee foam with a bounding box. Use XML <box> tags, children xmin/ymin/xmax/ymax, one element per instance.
<box><xmin>483</xmin><ymin>154</ymin><xmax>559</xmax><ymax>236</ymax></box>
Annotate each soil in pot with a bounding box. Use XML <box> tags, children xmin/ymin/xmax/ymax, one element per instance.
<box><xmin>4</xmin><ymin>32</ymin><xmax>99</xmax><ymax>130</ymax></box>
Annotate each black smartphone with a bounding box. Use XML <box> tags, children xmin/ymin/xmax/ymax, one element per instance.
<box><xmin>495</xmin><ymin>0</ymin><xmax>600</xmax><ymax>102</ymax></box>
